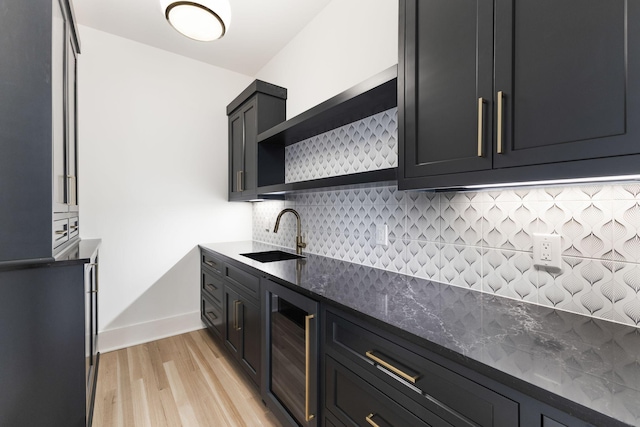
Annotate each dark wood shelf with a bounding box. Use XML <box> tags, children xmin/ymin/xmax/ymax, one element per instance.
<box><xmin>257</xmin><ymin>168</ymin><xmax>397</xmax><ymax>195</ymax></box>
<box><xmin>257</xmin><ymin>65</ymin><xmax>398</xmax><ymax>147</ymax></box>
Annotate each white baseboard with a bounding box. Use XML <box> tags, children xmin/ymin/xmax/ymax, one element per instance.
<box><xmin>98</xmin><ymin>311</ymin><xmax>205</xmax><ymax>353</ymax></box>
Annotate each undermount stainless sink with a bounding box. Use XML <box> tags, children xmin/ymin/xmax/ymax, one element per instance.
<box><xmin>240</xmin><ymin>250</ymin><xmax>304</xmax><ymax>263</ymax></box>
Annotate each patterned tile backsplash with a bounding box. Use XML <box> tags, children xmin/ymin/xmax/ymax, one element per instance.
<box><xmin>285</xmin><ymin>107</ymin><xmax>398</xmax><ymax>182</ymax></box>
<box><xmin>255</xmin><ymin>109</ymin><xmax>640</xmax><ymax>328</ymax></box>
<box><xmin>253</xmin><ymin>183</ymin><xmax>640</xmax><ymax>328</ymax></box>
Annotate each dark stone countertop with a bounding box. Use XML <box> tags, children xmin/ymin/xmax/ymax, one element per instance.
<box><xmin>0</xmin><ymin>239</ymin><xmax>101</xmax><ymax>272</ymax></box>
<box><xmin>200</xmin><ymin>241</ymin><xmax>640</xmax><ymax>427</ymax></box>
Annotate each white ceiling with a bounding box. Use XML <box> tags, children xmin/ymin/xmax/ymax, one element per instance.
<box><xmin>72</xmin><ymin>0</ymin><xmax>333</xmax><ymax>76</ymax></box>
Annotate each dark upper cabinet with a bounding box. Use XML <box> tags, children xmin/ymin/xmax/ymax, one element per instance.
<box><xmin>493</xmin><ymin>0</ymin><xmax>631</xmax><ymax>168</ymax></box>
<box><xmin>227</xmin><ymin>81</ymin><xmax>286</xmax><ymax>201</ymax></box>
<box><xmin>401</xmin><ymin>0</ymin><xmax>494</xmax><ymax>178</ymax></box>
<box><xmin>0</xmin><ymin>0</ymin><xmax>81</xmax><ymax>263</ymax></box>
<box><xmin>400</xmin><ymin>0</ymin><xmax>640</xmax><ymax>189</ymax></box>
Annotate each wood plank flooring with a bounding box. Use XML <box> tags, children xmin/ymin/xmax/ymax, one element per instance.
<box><xmin>92</xmin><ymin>329</ymin><xmax>281</xmax><ymax>427</ymax></box>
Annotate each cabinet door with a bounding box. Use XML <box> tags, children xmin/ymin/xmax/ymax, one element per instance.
<box><xmin>67</xmin><ymin>37</ymin><xmax>78</xmax><ymax>210</ymax></box>
<box><xmin>401</xmin><ymin>0</ymin><xmax>494</xmax><ymax>178</ymax></box>
<box><xmin>239</xmin><ymin>296</ymin><xmax>261</xmax><ymax>386</ymax></box>
<box><xmin>493</xmin><ymin>0</ymin><xmax>637</xmax><ymax>168</ymax></box>
<box><xmin>228</xmin><ymin>99</ymin><xmax>257</xmax><ymax>200</ymax></box>
<box><xmin>229</xmin><ymin>109</ymin><xmax>244</xmax><ymax>198</ymax></box>
<box><xmin>224</xmin><ymin>286</ymin><xmax>242</xmax><ymax>357</ymax></box>
<box><xmin>52</xmin><ymin>0</ymin><xmax>67</xmax><ymax>213</ymax></box>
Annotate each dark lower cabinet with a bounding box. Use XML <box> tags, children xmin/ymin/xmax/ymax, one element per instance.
<box><xmin>199</xmin><ymin>250</ymin><xmax>262</xmax><ymax>388</ymax></box>
<box><xmin>199</xmin><ymin>248</ymin><xmax>621</xmax><ymax>427</ymax></box>
<box><xmin>326</xmin><ymin>356</ymin><xmax>450</xmax><ymax>427</ymax></box>
<box><xmin>223</xmin><ymin>282</ymin><xmax>261</xmax><ymax>387</ymax></box>
<box><xmin>324</xmin><ymin>309</ymin><xmax>518</xmax><ymax>427</ymax></box>
<box><xmin>0</xmin><ymin>240</ymin><xmax>100</xmax><ymax>427</ymax></box>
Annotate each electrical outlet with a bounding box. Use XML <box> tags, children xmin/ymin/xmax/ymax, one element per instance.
<box><xmin>375</xmin><ymin>224</ymin><xmax>388</xmax><ymax>247</ymax></box>
<box><xmin>533</xmin><ymin>233</ymin><xmax>562</xmax><ymax>270</ymax></box>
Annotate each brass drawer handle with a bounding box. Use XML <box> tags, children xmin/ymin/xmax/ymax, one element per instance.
<box><xmin>206</xmin><ymin>311</ymin><xmax>217</xmax><ymax>321</ymax></box>
<box><xmin>497</xmin><ymin>90</ymin><xmax>504</xmax><ymax>154</ymax></box>
<box><xmin>55</xmin><ymin>230</ymin><xmax>68</xmax><ymax>235</ymax></box>
<box><xmin>205</xmin><ymin>283</ymin><xmax>218</xmax><ymax>292</ymax></box>
<box><xmin>234</xmin><ymin>300</ymin><xmax>242</xmax><ymax>331</ymax></box>
<box><xmin>365</xmin><ymin>351</ymin><xmax>419</xmax><ymax>384</ymax></box>
<box><xmin>204</xmin><ymin>260</ymin><xmax>217</xmax><ymax>268</ymax></box>
<box><xmin>305</xmin><ymin>314</ymin><xmax>315</xmax><ymax>422</ymax></box>
<box><xmin>366</xmin><ymin>413</ymin><xmax>382</xmax><ymax>427</ymax></box>
<box><xmin>477</xmin><ymin>97</ymin><xmax>485</xmax><ymax>157</ymax></box>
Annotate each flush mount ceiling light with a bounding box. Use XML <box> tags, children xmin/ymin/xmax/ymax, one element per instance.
<box><xmin>160</xmin><ymin>0</ymin><xmax>231</xmax><ymax>41</ymax></box>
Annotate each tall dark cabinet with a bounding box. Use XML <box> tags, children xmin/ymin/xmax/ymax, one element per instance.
<box><xmin>1</xmin><ymin>0</ymin><xmax>81</xmax><ymax>262</ymax></box>
<box><xmin>0</xmin><ymin>1</ymin><xmax>99</xmax><ymax>425</ymax></box>
<box><xmin>400</xmin><ymin>0</ymin><xmax>640</xmax><ymax>189</ymax></box>
<box><xmin>227</xmin><ymin>80</ymin><xmax>286</xmax><ymax>201</ymax></box>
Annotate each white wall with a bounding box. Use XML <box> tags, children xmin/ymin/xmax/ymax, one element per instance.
<box><xmin>256</xmin><ymin>0</ymin><xmax>399</xmax><ymax>118</ymax></box>
<box><xmin>77</xmin><ymin>26</ymin><xmax>254</xmax><ymax>351</ymax></box>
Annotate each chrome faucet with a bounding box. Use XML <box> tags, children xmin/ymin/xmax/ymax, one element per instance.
<box><xmin>273</xmin><ymin>208</ymin><xmax>307</xmax><ymax>255</ymax></box>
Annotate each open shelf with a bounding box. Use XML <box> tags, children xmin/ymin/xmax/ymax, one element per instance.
<box><xmin>255</xmin><ymin>65</ymin><xmax>398</xmax><ymax>196</ymax></box>
<box><xmin>257</xmin><ymin>168</ymin><xmax>397</xmax><ymax>195</ymax></box>
<box><xmin>257</xmin><ymin>65</ymin><xmax>397</xmax><ymax>147</ymax></box>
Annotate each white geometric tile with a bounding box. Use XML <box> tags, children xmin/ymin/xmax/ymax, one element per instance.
<box><xmin>538</xmin><ymin>258</ymin><xmax>613</xmax><ymax>317</ymax></box>
<box><xmin>613</xmin><ymin>200</ymin><xmax>640</xmax><ymax>264</ymax></box>
<box><xmin>536</xmin><ymin>184</ymin><xmax>613</xmax><ymax>202</ymax></box>
<box><xmin>485</xmin><ymin>187</ymin><xmax>538</xmax><ymax>203</ymax></box>
<box><xmin>482</xmin><ymin>201</ymin><xmax>538</xmax><ymax>252</ymax></box>
<box><xmin>613</xmin><ymin>182</ymin><xmax>640</xmax><ymax>200</ymax></box>
<box><xmin>537</xmin><ymin>200</ymin><xmax>613</xmax><ymax>259</ymax></box>
<box><xmin>440</xmin><ymin>244</ymin><xmax>482</xmax><ymax>290</ymax></box>
<box><xmin>375</xmin><ymin>238</ymin><xmax>407</xmax><ymax>273</ymax></box>
<box><xmin>608</xmin><ymin>262</ymin><xmax>640</xmax><ymax>326</ymax></box>
<box><xmin>405</xmin><ymin>194</ymin><xmax>440</xmax><ymax>242</ymax></box>
<box><xmin>405</xmin><ymin>241</ymin><xmax>441</xmax><ymax>281</ymax></box>
<box><xmin>482</xmin><ymin>249</ymin><xmax>537</xmax><ymax>302</ymax></box>
<box><xmin>440</xmin><ymin>201</ymin><xmax>482</xmax><ymax>246</ymax></box>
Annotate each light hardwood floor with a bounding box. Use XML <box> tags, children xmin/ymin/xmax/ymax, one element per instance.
<box><xmin>92</xmin><ymin>329</ymin><xmax>281</xmax><ymax>427</ymax></box>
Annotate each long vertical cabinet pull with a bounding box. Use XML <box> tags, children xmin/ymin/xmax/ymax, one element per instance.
<box><xmin>477</xmin><ymin>98</ymin><xmax>485</xmax><ymax>157</ymax></box>
<box><xmin>236</xmin><ymin>171</ymin><xmax>244</xmax><ymax>192</ymax></box>
<box><xmin>305</xmin><ymin>314</ymin><xmax>315</xmax><ymax>422</ymax></box>
<box><xmin>234</xmin><ymin>300</ymin><xmax>242</xmax><ymax>331</ymax></box>
<box><xmin>496</xmin><ymin>91</ymin><xmax>504</xmax><ymax>154</ymax></box>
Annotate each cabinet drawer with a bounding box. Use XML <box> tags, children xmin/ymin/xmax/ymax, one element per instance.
<box><xmin>201</xmin><ymin>270</ymin><xmax>223</xmax><ymax>306</ymax></box>
<box><xmin>53</xmin><ymin>219</ymin><xmax>69</xmax><ymax>248</ymax></box>
<box><xmin>224</xmin><ymin>263</ymin><xmax>259</xmax><ymax>301</ymax></box>
<box><xmin>326</xmin><ymin>311</ymin><xmax>518</xmax><ymax>427</ymax></box>
<box><xmin>69</xmin><ymin>216</ymin><xmax>79</xmax><ymax>239</ymax></box>
<box><xmin>202</xmin><ymin>294</ymin><xmax>223</xmax><ymax>336</ymax></box>
<box><xmin>202</xmin><ymin>252</ymin><xmax>223</xmax><ymax>275</ymax></box>
<box><xmin>326</xmin><ymin>356</ymin><xmax>451</xmax><ymax>427</ymax></box>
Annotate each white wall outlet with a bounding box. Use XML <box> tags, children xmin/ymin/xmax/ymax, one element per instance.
<box><xmin>533</xmin><ymin>233</ymin><xmax>562</xmax><ymax>270</ymax></box>
<box><xmin>375</xmin><ymin>224</ymin><xmax>388</xmax><ymax>247</ymax></box>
